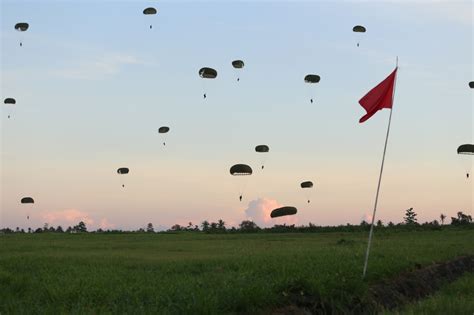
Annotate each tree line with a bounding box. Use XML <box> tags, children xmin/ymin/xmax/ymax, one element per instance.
<box><xmin>1</xmin><ymin>209</ymin><xmax>472</xmax><ymax>234</ymax></box>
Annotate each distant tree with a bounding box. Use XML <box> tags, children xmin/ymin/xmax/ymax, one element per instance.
<box><xmin>35</xmin><ymin>228</ymin><xmax>43</xmax><ymax>233</ymax></box>
<box><xmin>48</xmin><ymin>226</ymin><xmax>56</xmax><ymax>233</ymax></box>
<box><xmin>74</xmin><ymin>221</ymin><xmax>87</xmax><ymax>233</ymax></box>
<box><xmin>15</xmin><ymin>227</ymin><xmax>20</xmax><ymax>233</ymax></box>
<box><xmin>388</xmin><ymin>221</ymin><xmax>394</xmax><ymax>227</ymax></box>
<box><xmin>239</xmin><ymin>220</ymin><xmax>259</xmax><ymax>232</ymax></box>
<box><xmin>201</xmin><ymin>220</ymin><xmax>210</xmax><ymax>232</ymax></box>
<box><xmin>20</xmin><ymin>229</ymin><xmax>25</xmax><ymax>233</ymax></box>
<box><xmin>96</xmin><ymin>228</ymin><xmax>104</xmax><ymax>233</ymax></box>
<box><xmin>43</xmin><ymin>223</ymin><xmax>49</xmax><ymax>231</ymax></box>
<box><xmin>217</xmin><ymin>219</ymin><xmax>226</xmax><ymax>231</ymax></box>
<box><xmin>440</xmin><ymin>213</ymin><xmax>446</xmax><ymax>225</ymax></box>
<box><xmin>66</xmin><ymin>226</ymin><xmax>73</xmax><ymax>233</ymax></box>
<box><xmin>210</xmin><ymin>222</ymin><xmax>218</xmax><ymax>231</ymax></box>
<box><xmin>28</xmin><ymin>227</ymin><xmax>32</xmax><ymax>233</ymax></box>
<box><xmin>404</xmin><ymin>208</ymin><xmax>418</xmax><ymax>225</ymax></box>
<box><xmin>360</xmin><ymin>220</ymin><xmax>369</xmax><ymax>227</ymax></box>
<box><xmin>146</xmin><ymin>223</ymin><xmax>154</xmax><ymax>233</ymax></box>
<box><xmin>194</xmin><ymin>225</ymin><xmax>199</xmax><ymax>231</ymax></box>
<box><xmin>186</xmin><ymin>222</ymin><xmax>193</xmax><ymax>231</ymax></box>
<box><xmin>170</xmin><ymin>224</ymin><xmax>182</xmax><ymax>231</ymax></box>
<box><xmin>451</xmin><ymin>211</ymin><xmax>473</xmax><ymax>226</ymax></box>
<box><xmin>376</xmin><ymin>220</ymin><xmax>383</xmax><ymax>227</ymax></box>
<box><xmin>56</xmin><ymin>226</ymin><xmax>64</xmax><ymax>233</ymax></box>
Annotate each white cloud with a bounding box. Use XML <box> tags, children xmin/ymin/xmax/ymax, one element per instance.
<box><xmin>41</xmin><ymin>208</ymin><xmax>94</xmax><ymax>226</ymax></box>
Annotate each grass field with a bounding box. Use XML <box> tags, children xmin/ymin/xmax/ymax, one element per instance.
<box><xmin>1</xmin><ymin>229</ymin><xmax>473</xmax><ymax>314</ymax></box>
<box><xmin>387</xmin><ymin>272</ymin><xmax>474</xmax><ymax>315</ymax></box>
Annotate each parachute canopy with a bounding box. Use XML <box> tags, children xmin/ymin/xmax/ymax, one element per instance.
<box><xmin>4</xmin><ymin>98</ymin><xmax>16</xmax><ymax>105</ymax></box>
<box><xmin>353</xmin><ymin>25</ymin><xmax>366</xmax><ymax>33</ymax></box>
<box><xmin>199</xmin><ymin>67</ymin><xmax>217</xmax><ymax>79</ymax></box>
<box><xmin>230</xmin><ymin>164</ymin><xmax>252</xmax><ymax>176</ymax></box>
<box><xmin>304</xmin><ymin>74</ymin><xmax>320</xmax><ymax>84</ymax></box>
<box><xmin>15</xmin><ymin>23</ymin><xmax>29</xmax><ymax>32</ymax></box>
<box><xmin>469</xmin><ymin>81</ymin><xmax>474</xmax><ymax>89</ymax></box>
<box><xmin>300</xmin><ymin>181</ymin><xmax>314</xmax><ymax>188</ymax></box>
<box><xmin>158</xmin><ymin>126</ymin><xmax>170</xmax><ymax>133</ymax></box>
<box><xmin>271</xmin><ymin>206</ymin><xmax>297</xmax><ymax>218</ymax></box>
<box><xmin>21</xmin><ymin>197</ymin><xmax>34</xmax><ymax>204</ymax></box>
<box><xmin>117</xmin><ymin>167</ymin><xmax>129</xmax><ymax>174</ymax></box>
<box><xmin>143</xmin><ymin>7</ymin><xmax>157</xmax><ymax>15</ymax></box>
<box><xmin>232</xmin><ymin>60</ymin><xmax>244</xmax><ymax>69</ymax></box>
<box><xmin>255</xmin><ymin>145</ymin><xmax>269</xmax><ymax>153</ymax></box>
<box><xmin>458</xmin><ymin>144</ymin><xmax>474</xmax><ymax>155</ymax></box>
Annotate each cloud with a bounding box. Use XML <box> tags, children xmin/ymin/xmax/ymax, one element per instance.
<box><xmin>361</xmin><ymin>213</ymin><xmax>373</xmax><ymax>223</ymax></box>
<box><xmin>244</xmin><ymin>197</ymin><xmax>297</xmax><ymax>227</ymax></box>
<box><xmin>99</xmin><ymin>218</ymin><xmax>115</xmax><ymax>230</ymax></box>
<box><xmin>41</xmin><ymin>209</ymin><xmax>94</xmax><ymax>226</ymax></box>
<box><xmin>51</xmin><ymin>53</ymin><xmax>148</xmax><ymax>80</ymax></box>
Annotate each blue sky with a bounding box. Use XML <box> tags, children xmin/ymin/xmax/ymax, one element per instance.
<box><xmin>1</xmin><ymin>0</ymin><xmax>472</xmax><ymax>230</ymax></box>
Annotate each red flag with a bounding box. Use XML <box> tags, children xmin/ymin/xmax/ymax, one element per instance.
<box><xmin>359</xmin><ymin>67</ymin><xmax>397</xmax><ymax>123</ymax></box>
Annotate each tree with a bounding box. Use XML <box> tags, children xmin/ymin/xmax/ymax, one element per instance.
<box><xmin>404</xmin><ymin>208</ymin><xmax>418</xmax><ymax>225</ymax></box>
<box><xmin>56</xmin><ymin>226</ymin><xmax>64</xmax><ymax>233</ymax></box>
<box><xmin>217</xmin><ymin>219</ymin><xmax>226</xmax><ymax>231</ymax></box>
<box><xmin>28</xmin><ymin>227</ymin><xmax>32</xmax><ymax>233</ymax></box>
<box><xmin>201</xmin><ymin>220</ymin><xmax>210</xmax><ymax>232</ymax></box>
<box><xmin>146</xmin><ymin>223</ymin><xmax>154</xmax><ymax>233</ymax></box>
<box><xmin>15</xmin><ymin>227</ymin><xmax>20</xmax><ymax>233</ymax></box>
<box><xmin>440</xmin><ymin>214</ymin><xmax>446</xmax><ymax>225</ymax></box>
<box><xmin>451</xmin><ymin>211</ymin><xmax>473</xmax><ymax>225</ymax></box>
<box><xmin>388</xmin><ymin>221</ymin><xmax>394</xmax><ymax>227</ymax></box>
<box><xmin>376</xmin><ymin>220</ymin><xmax>383</xmax><ymax>227</ymax></box>
<box><xmin>43</xmin><ymin>223</ymin><xmax>49</xmax><ymax>231</ymax></box>
<box><xmin>170</xmin><ymin>224</ymin><xmax>182</xmax><ymax>231</ymax></box>
<box><xmin>239</xmin><ymin>220</ymin><xmax>259</xmax><ymax>232</ymax></box>
<box><xmin>74</xmin><ymin>221</ymin><xmax>87</xmax><ymax>233</ymax></box>
<box><xmin>66</xmin><ymin>226</ymin><xmax>73</xmax><ymax>233</ymax></box>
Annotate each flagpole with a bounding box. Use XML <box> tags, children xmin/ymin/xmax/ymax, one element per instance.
<box><xmin>362</xmin><ymin>57</ymin><xmax>398</xmax><ymax>278</ymax></box>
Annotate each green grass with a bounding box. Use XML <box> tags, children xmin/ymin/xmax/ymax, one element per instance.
<box><xmin>1</xmin><ymin>229</ymin><xmax>473</xmax><ymax>314</ymax></box>
<box><xmin>387</xmin><ymin>272</ymin><xmax>474</xmax><ymax>315</ymax></box>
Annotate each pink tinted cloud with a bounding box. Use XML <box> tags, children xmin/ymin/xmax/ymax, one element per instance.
<box><xmin>99</xmin><ymin>218</ymin><xmax>115</xmax><ymax>230</ymax></box>
<box><xmin>244</xmin><ymin>198</ymin><xmax>298</xmax><ymax>227</ymax></box>
<box><xmin>41</xmin><ymin>209</ymin><xmax>94</xmax><ymax>226</ymax></box>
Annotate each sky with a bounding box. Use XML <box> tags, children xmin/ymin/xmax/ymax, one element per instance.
<box><xmin>1</xmin><ymin>0</ymin><xmax>473</xmax><ymax>231</ymax></box>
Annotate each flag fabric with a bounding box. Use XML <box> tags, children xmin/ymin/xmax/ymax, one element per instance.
<box><xmin>359</xmin><ymin>67</ymin><xmax>398</xmax><ymax>123</ymax></box>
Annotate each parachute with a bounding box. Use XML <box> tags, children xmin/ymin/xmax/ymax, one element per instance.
<box><xmin>304</xmin><ymin>74</ymin><xmax>320</xmax><ymax>104</ymax></box>
<box><xmin>232</xmin><ymin>60</ymin><xmax>244</xmax><ymax>81</ymax></box>
<box><xmin>199</xmin><ymin>67</ymin><xmax>217</xmax><ymax>99</ymax></box>
<box><xmin>230</xmin><ymin>164</ymin><xmax>252</xmax><ymax>201</ymax></box>
<box><xmin>15</xmin><ymin>22</ymin><xmax>29</xmax><ymax>47</ymax></box>
<box><xmin>300</xmin><ymin>181</ymin><xmax>314</xmax><ymax>203</ymax></box>
<box><xmin>143</xmin><ymin>7</ymin><xmax>157</xmax><ymax>29</ymax></box>
<box><xmin>158</xmin><ymin>126</ymin><xmax>170</xmax><ymax>146</ymax></box>
<box><xmin>352</xmin><ymin>25</ymin><xmax>366</xmax><ymax>47</ymax></box>
<box><xmin>21</xmin><ymin>197</ymin><xmax>34</xmax><ymax>220</ymax></box>
<box><xmin>271</xmin><ymin>206</ymin><xmax>297</xmax><ymax>218</ymax></box>
<box><xmin>457</xmin><ymin>144</ymin><xmax>473</xmax><ymax>179</ymax></box>
<box><xmin>255</xmin><ymin>145</ymin><xmax>270</xmax><ymax>169</ymax></box>
<box><xmin>21</xmin><ymin>197</ymin><xmax>34</xmax><ymax>204</ymax></box>
<box><xmin>469</xmin><ymin>81</ymin><xmax>474</xmax><ymax>89</ymax></box>
<box><xmin>4</xmin><ymin>98</ymin><xmax>16</xmax><ymax>119</ymax></box>
<box><xmin>117</xmin><ymin>167</ymin><xmax>129</xmax><ymax>188</ymax></box>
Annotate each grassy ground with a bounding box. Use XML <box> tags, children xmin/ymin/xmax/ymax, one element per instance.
<box><xmin>387</xmin><ymin>272</ymin><xmax>474</xmax><ymax>315</ymax></box>
<box><xmin>1</xmin><ymin>229</ymin><xmax>473</xmax><ymax>314</ymax></box>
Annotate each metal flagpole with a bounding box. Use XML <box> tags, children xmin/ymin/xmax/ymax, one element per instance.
<box><xmin>362</xmin><ymin>57</ymin><xmax>399</xmax><ymax>278</ymax></box>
